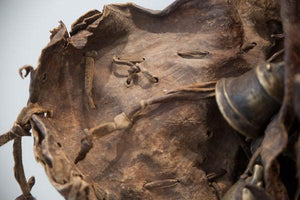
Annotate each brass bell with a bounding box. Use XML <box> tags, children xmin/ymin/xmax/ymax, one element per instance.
<box><xmin>216</xmin><ymin>62</ymin><xmax>284</xmax><ymax>138</ymax></box>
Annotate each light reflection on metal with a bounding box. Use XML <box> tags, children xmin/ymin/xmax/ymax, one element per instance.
<box><xmin>216</xmin><ymin>62</ymin><xmax>284</xmax><ymax>138</ymax></box>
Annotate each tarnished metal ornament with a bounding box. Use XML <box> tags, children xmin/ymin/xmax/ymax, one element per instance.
<box><xmin>222</xmin><ymin>165</ymin><xmax>265</xmax><ymax>200</ymax></box>
<box><xmin>216</xmin><ymin>62</ymin><xmax>284</xmax><ymax>138</ymax></box>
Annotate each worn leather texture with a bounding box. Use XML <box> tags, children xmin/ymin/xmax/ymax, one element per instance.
<box><xmin>24</xmin><ymin>0</ymin><xmax>283</xmax><ymax>199</ymax></box>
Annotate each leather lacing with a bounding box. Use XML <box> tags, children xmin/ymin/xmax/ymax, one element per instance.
<box><xmin>112</xmin><ymin>56</ymin><xmax>159</xmax><ymax>87</ymax></box>
<box><xmin>75</xmin><ymin>80</ymin><xmax>216</xmax><ymax>164</ymax></box>
<box><xmin>0</xmin><ymin>66</ymin><xmax>52</xmax><ymax>200</ymax></box>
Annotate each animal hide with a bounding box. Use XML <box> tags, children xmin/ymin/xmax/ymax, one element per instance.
<box><xmin>3</xmin><ymin>0</ymin><xmax>299</xmax><ymax>200</ymax></box>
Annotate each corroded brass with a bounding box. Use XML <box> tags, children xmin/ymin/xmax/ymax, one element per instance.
<box><xmin>216</xmin><ymin>62</ymin><xmax>284</xmax><ymax>138</ymax></box>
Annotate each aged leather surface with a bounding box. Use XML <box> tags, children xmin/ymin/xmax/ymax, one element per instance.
<box><xmin>24</xmin><ymin>0</ymin><xmax>283</xmax><ymax>199</ymax></box>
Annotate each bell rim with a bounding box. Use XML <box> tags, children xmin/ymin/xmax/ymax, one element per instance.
<box><xmin>215</xmin><ymin>78</ymin><xmax>261</xmax><ymax>138</ymax></box>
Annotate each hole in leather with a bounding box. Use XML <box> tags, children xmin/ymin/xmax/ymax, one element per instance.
<box><xmin>126</xmin><ymin>79</ymin><xmax>131</xmax><ymax>85</ymax></box>
<box><xmin>42</xmin><ymin>73</ymin><xmax>48</xmax><ymax>82</ymax></box>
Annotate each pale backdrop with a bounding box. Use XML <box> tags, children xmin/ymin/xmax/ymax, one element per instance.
<box><xmin>0</xmin><ymin>0</ymin><xmax>174</xmax><ymax>199</ymax></box>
